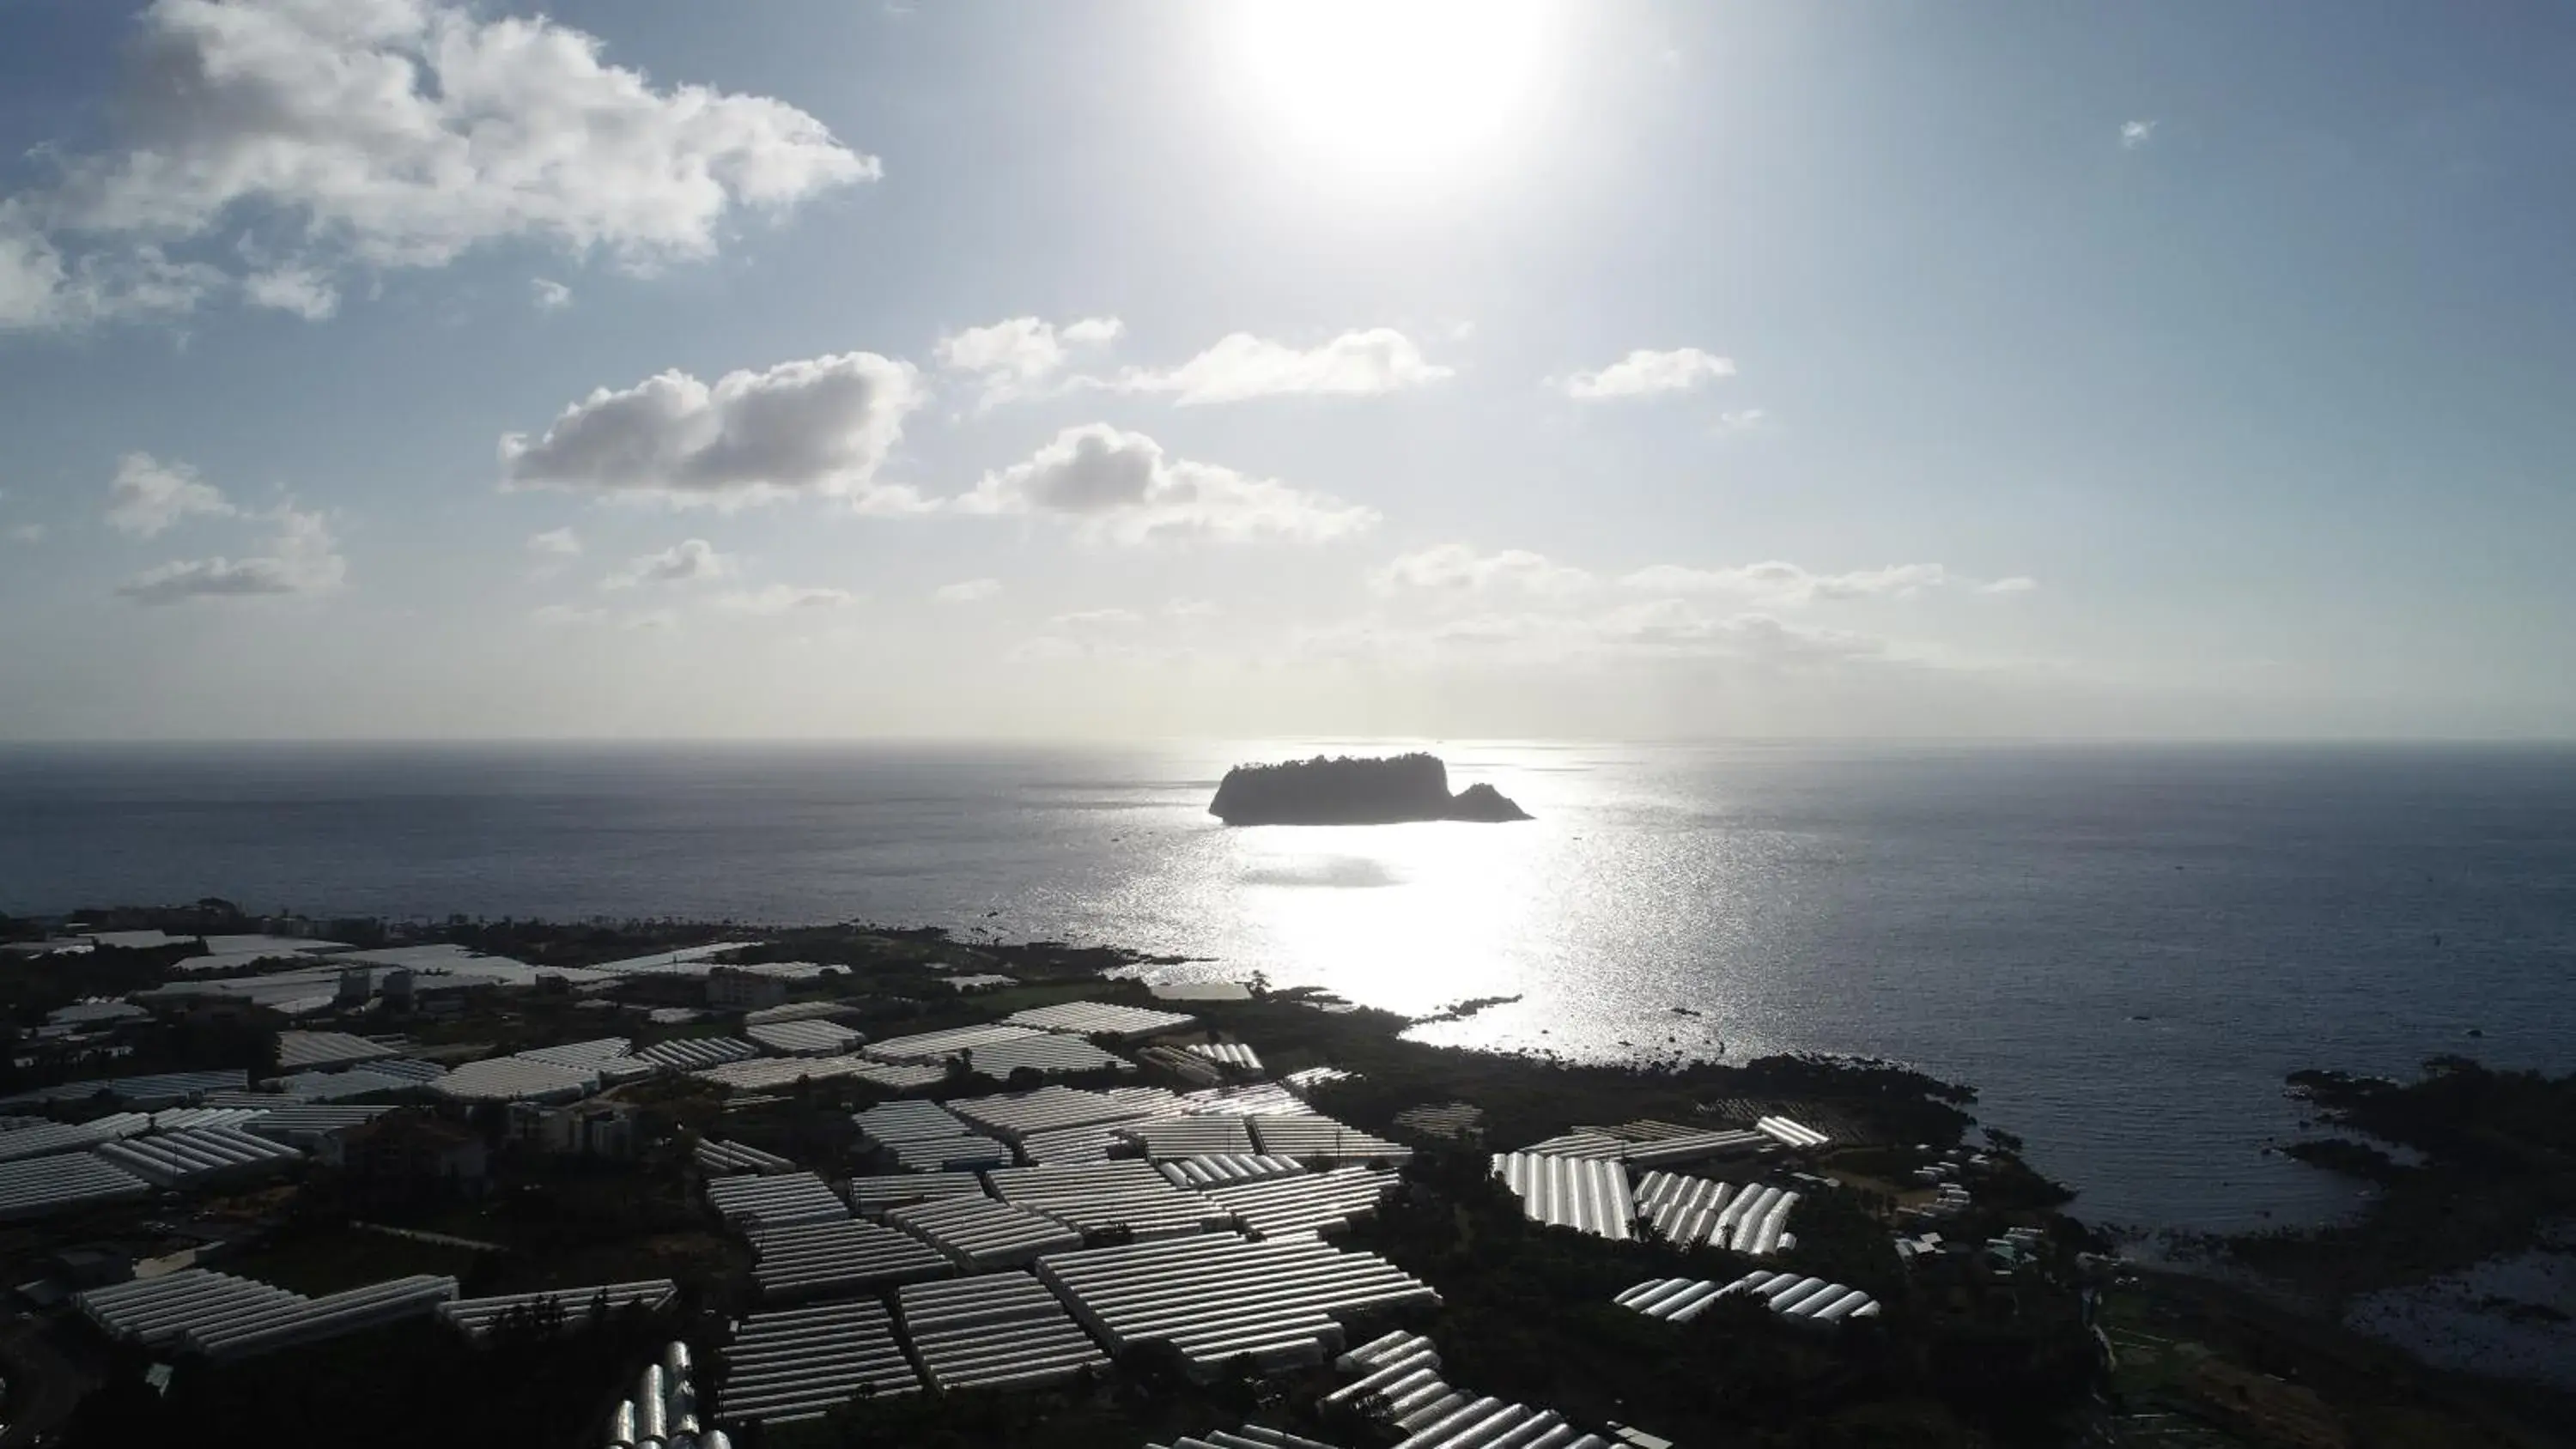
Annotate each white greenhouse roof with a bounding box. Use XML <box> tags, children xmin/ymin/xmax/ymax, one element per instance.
<box><xmin>714</xmin><ymin>1299</ymin><xmax>917</xmax><ymax>1426</ymax></box>
<box><xmin>960</xmin><ymin>1032</ymin><xmax>1134</xmax><ymax>1080</ymax></box>
<box><xmin>430</xmin><ymin>1056</ymin><xmax>595</xmax><ymax>1103</ymax></box>
<box><xmin>1754</xmin><ymin>1115</ymin><xmax>1832</xmax><ymax>1150</ymax></box>
<box><xmin>79</xmin><ymin>1270</ymin><xmax>305</xmax><ymax>1345</ymax></box>
<box><xmin>696</xmin><ymin>1138</ymin><xmax>797</xmax><ymax>1176</ymax></box>
<box><xmin>1158</xmin><ymin>1154</ymin><xmax>1309</xmax><ymax>1190</ymax></box>
<box><xmin>1249</xmin><ymin>1115</ymin><xmax>1411</xmax><ymax>1167</ymax></box>
<box><xmin>947</xmin><ymin>1084</ymin><xmax>1174</xmax><ymax>1144</ymax></box>
<box><xmin>1186</xmin><ymin>1042</ymin><xmax>1264</xmax><ymax>1072</ymax></box>
<box><xmin>275</xmin><ymin>1031</ymin><xmax>400</xmax><ymax>1070</ymax></box>
<box><xmin>750</xmin><ymin>1217</ymin><xmax>952</xmax><ymax>1300</ymax></box>
<box><xmin>1037</xmin><ymin>1233</ymin><xmax>1438</xmax><ymax>1379</ymax></box>
<box><xmin>884</xmin><ymin>1194</ymin><xmax>1083</xmax><ymax>1271</ymax></box>
<box><xmin>1002</xmin><ymin>1000</ymin><xmax>1195</xmax><ymax>1041</ymax></box>
<box><xmin>862</xmin><ymin>1022</ymin><xmax>1049</xmax><ymax>1063</ymax></box>
<box><xmin>846</xmin><ymin>1171</ymin><xmax>984</xmax><ymax>1219</ymax></box>
<box><xmin>1493</xmin><ymin>1153</ymin><xmax>1634</xmax><ymax>1241</ymax></box>
<box><xmin>0</xmin><ymin>1153</ymin><xmax>151</xmax><ymax>1221</ymax></box>
<box><xmin>985</xmin><ymin>1159</ymin><xmax>1231</xmax><ymax>1240</ymax></box>
<box><xmin>635</xmin><ymin>1036</ymin><xmax>759</xmax><ymax>1072</ymax></box>
<box><xmin>706</xmin><ymin>1171</ymin><xmax>848</xmax><ymax>1231</ymax></box>
<box><xmin>1631</xmin><ymin>1173</ymin><xmax>1797</xmax><ymax>1256</ymax></box>
<box><xmin>1120</xmin><ymin>1116</ymin><xmax>1255</xmax><ymax>1159</ymax></box>
<box><xmin>512</xmin><ymin>1037</ymin><xmax>633</xmax><ymax>1070</ymax></box>
<box><xmin>896</xmin><ymin>1272</ymin><xmax>1107</xmax><ymax>1393</ymax></box>
<box><xmin>745</xmin><ymin>1020</ymin><xmax>865</xmax><ymax>1058</ymax></box>
<box><xmin>1</xmin><ymin>1069</ymin><xmax>248</xmax><ymax>1109</ymax></box>
<box><xmin>0</xmin><ymin>1113</ymin><xmax>153</xmax><ymax>1162</ymax></box>
<box><xmin>1200</xmin><ymin>1167</ymin><xmax>1397</xmax><ymax>1240</ymax></box>
<box><xmin>84</xmin><ymin>1269</ymin><xmax>459</xmax><ymax>1359</ymax></box>
<box><xmin>93</xmin><ymin>1124</ymin><xmax>305</xmax><ymax>1187</ymax></box>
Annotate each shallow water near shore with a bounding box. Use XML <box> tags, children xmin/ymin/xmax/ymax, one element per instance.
<box><xmin>6</xmin><ymin>738</ymin><xmax>2573</xmax><ymax>1234</ymax></box>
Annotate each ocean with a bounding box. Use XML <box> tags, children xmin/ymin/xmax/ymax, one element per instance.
<box><xmin>4</xmin><ymin>739</ymin><xmax>2572</xmax><ymax>1234</ymax></box>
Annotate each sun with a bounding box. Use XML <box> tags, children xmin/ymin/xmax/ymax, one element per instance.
<box><xmin>1224</xmin><ymin>0</ymin><xmax>1558</xmax><ymax>182</ymax></box>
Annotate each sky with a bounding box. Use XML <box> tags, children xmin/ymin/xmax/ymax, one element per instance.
<box><xmin>0</xmin><ymin>0</ymin><xmax>2571</xmax><ymax>743</ymax></box>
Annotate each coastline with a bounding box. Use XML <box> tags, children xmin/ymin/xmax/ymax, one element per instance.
<box><xmin>4</xmin><ymin>908</ymin><xmax>2573</xmax><ymax>1446</ymax></box>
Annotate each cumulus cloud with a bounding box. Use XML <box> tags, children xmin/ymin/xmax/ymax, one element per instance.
<box><xmin>1166</xmin><ymin>597</ymin><xmax>1219</xmax><ymax>619</ymax></box>
<box><xmin>933</xmin><ymin>578</ymin><xmax>1002</xmax><ymax>603</ymax></box>
<box><xmin>1373</xmin><ymin>544</ymin><xmax>1593</xmax><ymax>597</ymax></box>
<box><xmin>1620</xmin><ymin>561</ymin><xmax>1950</xmax><ymax>603</ymax></box>
<box><xmin>531</xmin><ymin>278</ymin><xmax>574</xmax><ymax>312</ymax></box>
<box><xmin>1558</xmin><ymin>347</ymin><xmax>1735</xmax><ymax>400</ymax></box>
<box><xmin>958</xmin><ymin>424</ymin><xmax>1378</xmax><ymax>545</ymax></box>
<box><xmin>715</xmin><ymin>584</ymin><xmax>856</xmax><ymax>615</ymax></box>
<box><xmin>2121</xmin><ymin>119</ymin><xmax>2158</xmax><ymax>149</ymax></box>
<box><xmin>106</xmin><ymin>452</ymin><xmax>235</xmax><ymax>536</ymax></box>
<box><xmin>602</xmin><ymin>538</ymin><xmax>733</xmax><ymax>589</ymax></box>
<box><xmin>1105</xmin><ymin>329</ymin><xmax>1451</xmax><ymax>404</ymax></box>
<box><xmin>8</xmin><ymin>524</ymin><xmax>45</xmax><ymax>544</ymax></box>
<box><xmin>240</xmin><ymin>265</ymin><xmax>338</xmax><ymax>320</ymax></box>
<box><xmin>1978</xmin><ymin>576</ymin><xmax>2039</xmax><ymax>596</ymax></box>
<box><xmin>2</xmin><ymin>0</ymin><xmax>873</xmax><ymax>332</ymax></box>
<box><xmin>117</xmin><ymin>505</ymin><xmax>345</xmax><ymax>603</ymax></box>
<box><xmin>526</xmin><ymin>527</ymin><xmax>582</xmax><ymax>556</ymax></box>
<box><xmin>501</xmin><ymin>352</ymin><xmax>926</xmax><ymax>509</ymax></box>
<box><xmin>936</xmin><ymin>315</ymin><xmax>1122</xmax><ymax>404</ymax></box>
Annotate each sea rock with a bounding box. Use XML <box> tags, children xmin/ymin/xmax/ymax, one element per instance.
<box><xmin>1207</xmin><ymin>754</ymin><xmax>1532</xmax><ymax>826</ymax></box>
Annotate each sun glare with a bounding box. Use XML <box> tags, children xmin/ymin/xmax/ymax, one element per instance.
<box><xmin>1225</xmin><ymin>0</ymin><xmax>1557</xmax><ymax>181</ymax></box>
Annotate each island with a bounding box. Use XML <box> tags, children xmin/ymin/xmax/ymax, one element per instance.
<box><xmin>1207</xmin><ymin>753</ymin><xmax>1532</xmax><ymax>825</ymax></box>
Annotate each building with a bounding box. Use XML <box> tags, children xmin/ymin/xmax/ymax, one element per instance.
<box><xmin>509</xmin><ymin>1101</ymin><xmax>638</xmax><ymax>1160</ymax></box>
<box><xmin>706</xmin><ymin>968</ymin><xmax>789</xmax><ymax>1012</ymax></box>
<box><xmin>337</xmin><ymin>1113</ymin><xmax>489</xmax><ymax>1208</ymax></box>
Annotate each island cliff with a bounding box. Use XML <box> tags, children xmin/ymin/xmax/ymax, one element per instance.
<box><xmin>1207</xmin><ymin>753</ymin><xmax>1532</xmax><ymax>826</ymax></box>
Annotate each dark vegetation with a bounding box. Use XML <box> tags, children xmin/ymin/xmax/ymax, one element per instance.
<box><xmin>2233</xmin><ymin>1057</ymin><xmax>2576</xmax><ymax>1297</ymax></box>
<box><xmin>1207</xmin><ymin>754</ymin><xmax>1529</xmax><ymax>825</ymax></box>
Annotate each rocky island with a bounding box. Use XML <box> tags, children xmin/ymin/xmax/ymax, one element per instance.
<box><xmin>1207</xmin><ymin>752</ymin><xmax>1532</xmax><ymax>825</ymax></box>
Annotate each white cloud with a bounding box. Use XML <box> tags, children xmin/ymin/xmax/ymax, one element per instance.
<box><xmin>106</xmin><ymin>452</ymin><xmax>235</xmax><ymax>536</ymax></box>
<box><xmin>958</xmin><ymin>423</ymin><xmax>1379</xmax><ymax>544</ymax></box>
<box><xmin>1558</xmin><ymin>347</ymin><xmax>1735</xmax><ymax>400</ymax></box>
<box><xmin>1289</xmin><ymin>601</ymin><xmax>1891</xmax><ymax>671</ymax></box>
<box><xmin>0</xmin><ymin>209</ymin><xmax>228</xmax><ymax>331</ymax></box>
<box><xmin>117</xmin><ymin>505</ymin><xmax>345</xmax><ymax>604</ymax></box>
<box><xmin>936</xmin><ymin>315</ymin><xmax>1122</xmax><ymax>404</ymax></box>
<box><xmin>933</xmin><ymin>578</ymin><xmax>1002</xmax><ymax>603</ymax></box>
<box><xmin>1166</xmin><ymin>597</ymin><xmax>1219</xmax><ymax>619</ymax></box>
<box><xmin>8</xmin><ymin>524</ymin><xmax>45</xmax><ymax>544</ymax></box>
<box><xmin>531</xmin><ymin>603</ymin><xmax>607</xmax><ymax>626</ymax></box>
<box><xmin>715</xmin><ymin>584</ymin><xmax>856</xmax><ymax>615</ymax></box>
<box><xmin>1716</xmin><ymin>409</ymin><xmax>1768</xmax><ymax>434</ymax></box>
<box><xmin>1620</xmin><ymin>561</ymin><xmax>1951</xmax><ymax>603</ymax></box>
<box><xmin>1373</xmin><ymin>544</ymin><xmax>1594</xmax><ymax>597</ymax></box>
<box><xmin>240</xmin><ymin>264</ymin><xmax>338</xmax><ymax>320</ymax></box>
<box><xmin>1105</xmin><ymin>329</ymin><xmax>1451</xmax><ymax>404</ymax></box>
<box><xmin>602</xmin><ymin>537</ymin><xmax>734</xmax><ymax>589</ymax></box>
<box><xmin>531</xmin><ymin>278</ymin><xmax>574</xmax><ymax>312</ymax></box>
<box><xmin>2121</xmin><ymin>119</ymin><xmax>2158</xmax><ymax>149</ymax></box>
<box><xmin>1978</xmin><ymin>575</ymin><xmax>2039</xmax><ymax>596</ymax></box>
<box><xmin>3</xmin><ymin>0</ymin><xmax>874</xmax><ymax>333</ymax></box>
<box><xmin>526</xmin><ymin>527</ymin><xmax>582</xmax><ymax>556</ymax></box>
<box><xmin>501</xmin><ymin>352</ymin><xmax>926</xmax><ymax>509</ymax></box>
<box><xmin>1049</xmin><ymin>607</ymin><xmax>1141</xmax><ymax>629</ymax></box>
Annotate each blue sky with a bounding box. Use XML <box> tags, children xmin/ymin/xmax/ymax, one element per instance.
<box><xmin>0</xmin><ymin>0</ymin><xmax>2569</xmax><ymax>740</ymax></box>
